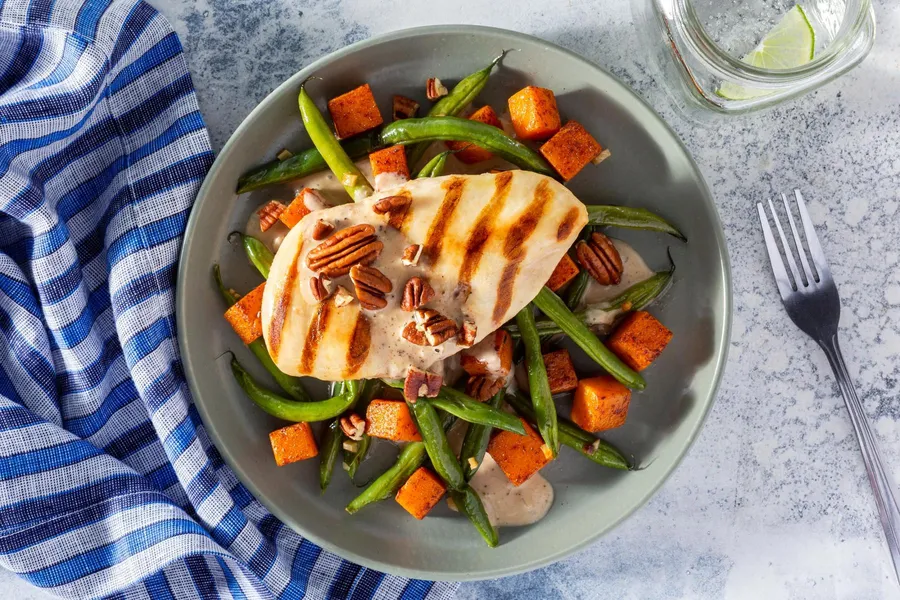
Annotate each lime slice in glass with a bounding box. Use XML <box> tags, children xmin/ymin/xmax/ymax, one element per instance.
<box><xmin>717</xmin><ymin>5</ymin><xmax>816</xmax><ymax>100</ymax></box>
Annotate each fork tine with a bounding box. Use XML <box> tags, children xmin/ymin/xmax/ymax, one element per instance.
<box><xmin>757</xmin><ymin>203</ymin><xmax>794</xmax><ymax>299</ymax></box>
<box><xmin>767</xmin><ymin>196</ymin><xmax>804</xmax><ymax>288</ymax></box>
<box><xmin>781</xmin><ymin>192</ymin><xmax>816</xmax><ymax>284</ymax></box>
<box><xmin>794</xmin><ymin>190</ymin><xmax>831</xmax><ymax>279</ymax></box>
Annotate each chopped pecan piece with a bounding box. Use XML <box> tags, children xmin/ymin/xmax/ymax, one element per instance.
<box><xmin>403</xmin><ymin>367</ymin><xmax>442</xmax><ymax>403</ymax></box>
<box><xmin>392</xmin><ymin>94</ymin><xmax>420</xmax><ymax>120</ymax></box>
<box><xmin>458</xmin><ymin>321</ymin><xmax>477</xmax><ymax>347</ymax></box>
<box><xmin>413</xmin><ymin>308</ymin><xmax>458</xmax><ymax>346</ymax></box>
<box><xmin>340</xmin><ymin>413</ymin><xmax>366</xmax><ymax>441</ymax></box>
<box><xmin>575</xmin><ymin>232</ymin><xmax>623</xmax><ymax>285</ymax></box>
<box><xmin>465</xmin><ymin>375</ymin><xmax>505</xmax><ymax>402</ymax></box>
<box><xmin>306</xmin><ymin>224</ymin><xmax>383</xmax><ymax>278</ymax></box>
<box><xmin>257</xmin><ymin>200</ymin><xmax>286</xmax><ymax>232</ymax></box>
<box><xmin>372</xmin><ymin>195</ymin><xmax>411</xmax><ymax>229</ymax></box>
<box><xmin>401</xmin><ymin>244</ymin><xmax>423</xmax><ymax>266</ymax></box>
<box><xmin>401</xmin><ymin>321</ymin><xmax>428</xmax><ymax>345</ymax></box>
<box><xmin>350</xmin><ymin>264</ymin><xmax>392</xmax><ymax>310</ymax></box>
<box><xmin>333</xmin><ymin>285</ymin><xmax>355</xmax><ymax>307</ymax></box>
<box><xmin>401</xmin><ymin>277</ymin><xmax>435</xmax><ymax>312</ymax></box>
<box><xmin>309</xmin><ymin>276</ymin><xmax>329</xmax><ymax>302</ymax></box>
<box><xmin>426</xmin><ymin>77</ymin><xmax>448</xmax><ymax>101</ymax></box>
<box><xmin>312</xmin><ymin>219</ymin><xmax>334</xmax><ymax>240</ymax></box>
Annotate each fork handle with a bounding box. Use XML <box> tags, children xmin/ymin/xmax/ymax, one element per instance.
<box><xmin>821</xmin><ymin>334</ymin><xmax>900</xmax><ymax>582</ymax></box>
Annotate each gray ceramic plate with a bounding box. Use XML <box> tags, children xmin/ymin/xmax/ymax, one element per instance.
<box><xmin>176</xmin><ymin>25</ymin><xmax>731</xmax><ymax>581</ymax></box>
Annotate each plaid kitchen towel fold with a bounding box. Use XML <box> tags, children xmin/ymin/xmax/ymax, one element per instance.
<box><xmin>0</xmin><ymin>0</ymin><xmax>458</xmax><ymax>597</ymax></box>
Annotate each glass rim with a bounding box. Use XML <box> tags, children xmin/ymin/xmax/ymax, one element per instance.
<box><xmin>674</xmin><ymin>0</ymin><xmax>873</xmax><ymax>84</ymax></box>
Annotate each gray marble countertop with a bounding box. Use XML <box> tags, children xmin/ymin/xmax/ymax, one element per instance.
<box><xmin>5</xmin><ymin>0</ymin><xmax>900</xmax><ymax>598</ymax></box>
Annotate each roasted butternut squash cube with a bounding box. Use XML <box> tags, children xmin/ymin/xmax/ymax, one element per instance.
<box><xmin>542</xmin><ymin>349</ymin><xmax>578</xmax><ymax>394</ymax></box>
<box><xmin>395</xmin><ymin>467</ymin><xmax>447</xmax><ymax>519</ymax></box>
<box><xmin>487</xmin><ymin>419</ymin><xmax>552</xmax><ymax>486</ymax></box>
<box><xmin>606</xmin><ymin>311</ymin><xmax>673</xmax><ymax>371</ymax></box>
<box><xmin>269</xmin><ymin>422</ymin><xmax>318</xmax><ymax>466</ymax></box>
<box><xmin>327</xmin><ymin>83</ymin><xmax>383</xmax><ymax>140</ymax></box>
<box><xmin>369</xmin><ymin>145</ymin><xmax>410</xmax><ymax>189</ymax></box>
<box><xmin>571</xmin><ymin>376</ymin><xmax>631</xmax><ymax>432</ymax></box>
<box><xmin>539</xmin><ymin>120</ymin><xmax>603</xmax><ymax>181</ymax></box>
<box><xmin>366</xmin><ymin>399</ymin><xmax>421</xmax><ymax>442</ymax></box>
<box><xmin>508</xmin><ymin>86</ymin><xmax>561</xmax><ymax>140</ymax></box>
<box><xmin>224</xmin><ymin>282</ymin><xmax>265</xmax><ymax>344</ymax></box>
<box><xmin>446</xmin><ymin>105</ymin><xmax>503</xmax><ymax>164</ymax></box>
<box><xmin>460</xmin><ymin>329</ymin><xmax>513</xmax><ymax>377</ymax></box>
<box><xmin>280</xmin><ymin>188</ymin><xmax>327</xmax><ymax>228</ymax></box>
<box><xmin>545</xmin><ymin>254</ymin><xmax>580</xmax><ymax>292</ymax></box>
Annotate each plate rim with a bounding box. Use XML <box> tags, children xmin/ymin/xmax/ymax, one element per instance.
<box><xmin>176</xmin><ymin>23</ymin><xmax>733</xmax><ymax>581</ymax></box>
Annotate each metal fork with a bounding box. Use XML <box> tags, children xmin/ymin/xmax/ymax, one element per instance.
<box><xmin>758</xmin><ymin>190</ymin><xmax>900</xmax><ymax>583</ymax></box>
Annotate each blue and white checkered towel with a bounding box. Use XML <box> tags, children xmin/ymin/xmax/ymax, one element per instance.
<box><xmin>0</xmin><ymin>0</ymin><xmax>457</xmax><ymax>597</ymax></box>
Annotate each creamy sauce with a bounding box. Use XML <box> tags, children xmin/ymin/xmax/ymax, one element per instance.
<box><xmin>580</xmin><ymin>240</ymin><xmax>654</xmax><ymax>330</ymax></box>
<box><xmin>447</xmin><ymin>418</ymin><xmax>554</xmax><ymax>527</ymax></box>
<box><xmin>374</xmin><ymin>172</ymin><xmax>409</xmax><ymax>192</ymax></box>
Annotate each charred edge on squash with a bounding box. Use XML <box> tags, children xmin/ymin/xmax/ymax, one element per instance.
<box><xmin>343</xmin><ymin>311</ymin><xmax>371</xmax><ymax>378</ymax></box>
<box><xmin>299</xmin><ymin>296</ymin><xmax>334</xmax><ymax>373</ymax></box>
<box><xmin>421</xmin><ymin>176</ymin><xmax>466</xmax><ymax>265</ymax></box>
<box><xmin>268</xmin><ymin>250</ymin><xmax>302</xmax><ymax>360</ymax></box>
<box><xmin>492</xmin><ymin>179</ymin><xmax>553</xmax><ymax>324</ymax></box>
<box><xmin>458</xmin><ymin>171</ymin><xmax>514</xmax><ymax>286</ymax></box>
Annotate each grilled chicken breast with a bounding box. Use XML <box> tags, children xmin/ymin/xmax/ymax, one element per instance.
<box><xmin>261</xmin><ymin>170</ymin><xmax>587</xmax><ymax>380</ymax></box>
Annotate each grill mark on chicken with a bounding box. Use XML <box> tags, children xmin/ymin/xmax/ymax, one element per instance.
<box><xmin>421</xmin><ymin>176</ymin><xmax>466</xmax><ymax>264</ymax></box>
<box><xmin>557</xmin><ymin>206</ymin><xmax>581</xmax><ymax>242</ymax></box>
<box><xmin>343</xmin><ymin>311</ymin><xmax>371</xmax><ymax>377</ymax></box>
<box><xmin>458</xmin><ymin>171</ymin><xmax>514</xmax><ymax>285</ymax></box>
<box><xmin>389</xmin><ymin>189</ymin><xmax>413</xmax><ymax>230</ymax></box>
<box><xmin>268</xmin><ymin>250</ymin><xmax>302</xmax><ymax>360</ymax></box>
<box><xmin>299</xmin><ymin>297</ymin><xmax>334</xmax><ymax>373</ymax></box>
<box><xmin>492</xmin><ymin>179</ymin><xmax>553</xmax><ymax>323</ymax></box>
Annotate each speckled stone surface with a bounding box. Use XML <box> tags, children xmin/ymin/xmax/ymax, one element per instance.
<box><xmin>4</xmin><ymin>1</ymin><xmax>900</xmax><ymax>598</ymax></box>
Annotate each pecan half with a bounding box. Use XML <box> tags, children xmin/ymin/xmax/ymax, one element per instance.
<box><xmin>403</xmin><ymin>367</ymin><xmax>442</xmax><ymax>403</ymax></box>
<box><xmin>401</xmin><ymin>244</ymin><xmax>422</xmax><ymax>266</ymax></box>
<box><xmin>312</xmin><ymin>219</ymin><xmax>334</xmax><ymax>240</ymax></box>
<box><xmin>465</xmin><ymin>375</ymin><xmax>504</xmax><ymax>402</ymax></box>
<box><xmin>372</xmin><ymin>195</ymin><xmax>411</xmax><ymax>229</ymax></box>
<box><xmin>392</xmin><ymin>94</ymin><xmax>419</xmax><ymax>120</ymax></box>
<box><xmin>340</xmin><ymin>413</ymin><xmax>366</xmax><ymax>441</ymax></box>
<box><xmin>350</xmin><ymin>264</ymin><xmax>392</xmax><ymax>310</ymax></box>
<box><xmin>309</xmin><ymin>276</ymin><xmax>329</xmax><ymax>302</ymax></box>
<box><xmin>306</xmin><ymin>224</ymin><xmax>383</xmax><ymax>278</ymax></box>
<box><xmin>413</xmin><ymin>308</ymin><xmax>458</xmax><ymax>346</ymax></box>
<box><xmin>257</xmin><ymin>200</ymin><xmax>286</xmax><ymax>232</ymax></box>
<box><xmin>401</xmin><ymin>277</ymin><xmax>435</xmax><ymax>312</ymax></box>
<box><xmin>458</xmin><ymin>321</ymin><xmax>477</xmax><ymax>347</ymax></box>
<box><xmin>333</xmin><ymin>285</ymin><xmax>355</xmax><ymax>307</ymax></box>
<box><xmin>575</xmin><ymin>232</ymin><xmax>623</xmax><ymax>285</ymax></box>
<box><xmin>426</xmin><ymin>77</ymin><xmax>448</xmax><ymax>100</ymax></box>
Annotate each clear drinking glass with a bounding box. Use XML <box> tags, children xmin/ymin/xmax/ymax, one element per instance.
<box><xmin>631</xmin><ymin>0</ymin><xmax>876</xmax><ymax>113</ymax></box>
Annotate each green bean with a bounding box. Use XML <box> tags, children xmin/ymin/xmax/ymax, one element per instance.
<box><xmin>345</xmin><ymin>442</ymin><xmax>427</xmax><ymax>514</ymax></box>
<box><xmin>344</xmin><ymin>379</ymin><xmax>380</xmax><ymax>480</ymax></box>
<box><xmin>298</xmin><ymin>83</ymin><xmax>373</xmax><ymax>202</ymax></box>
<box><xmin>381</xmin><ymin>117</ymin><xmax>556</xmax><ymax>178</ymax></box>
<box><xmin>449</xmin><ymin>487</ymin><xmax>499</xmax><ymax>548</ymax></box>
<box><xmin>407</xmin><ymin>397</ymin><xmax>466</xmax><ymax>491</ymax></box>
<box><xmin>415</xmin><ymin>149</ymin><xmax>453</xmax><ymax>178</ymax></box>
<box><xmin>430</xmin><ymin>387</ymin><xmax>524</xmax><ymax>435</ymax></box>
<box><xmin>214</xmin><ymin>265</ymin><xmax>311</xmax><ymax>402</ymax></box>
<box><xmin>231</xmin><ymin>358</ymin><xmax>360</xmax><ymax>421</ymax></box>
<box><xmin>515</xmin><ymin>306</ymin><xmax>558</xmax><ymax>457</ymax></box>
<box><xmin>236</xmin><ymin>133</ymin><xmax>380</xmax><ymax>194</ymax></box>
<box><xmin>586</xmin><ymin>205</ymin><xmax>685</xmax><ymax>241</ymax></box>
<box><xmin>319</xmin><ymin>416</ymin><xmax>345</xmax><ymax>492</ymax></box>
<box><xmin>604</xmin><ymin>262</ymin><xmax>675</xmax><ymax>311</ymax></box>
<box><xmin>460</xmin><ymin>388</ymin><xmax>505</xmax><ymax>480</ymax></box>
<box><xmin>506</xmin><ymin>392</ymin><xmax>629</xmax><ymax>470</ymax></box>
<box><xmin>406</xmin><ymin>51</ymin><xmax>507</xmax><ymax>168</ymax></box>
<box><xmin>232</xmin><ymin>233</ymin><xmax>274</xmax><ymax>279</ymax></box>
<box><xmin>534</xmin><ymin>287</ymin><xmax>645</xmax><ymax>390</ymax></box>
